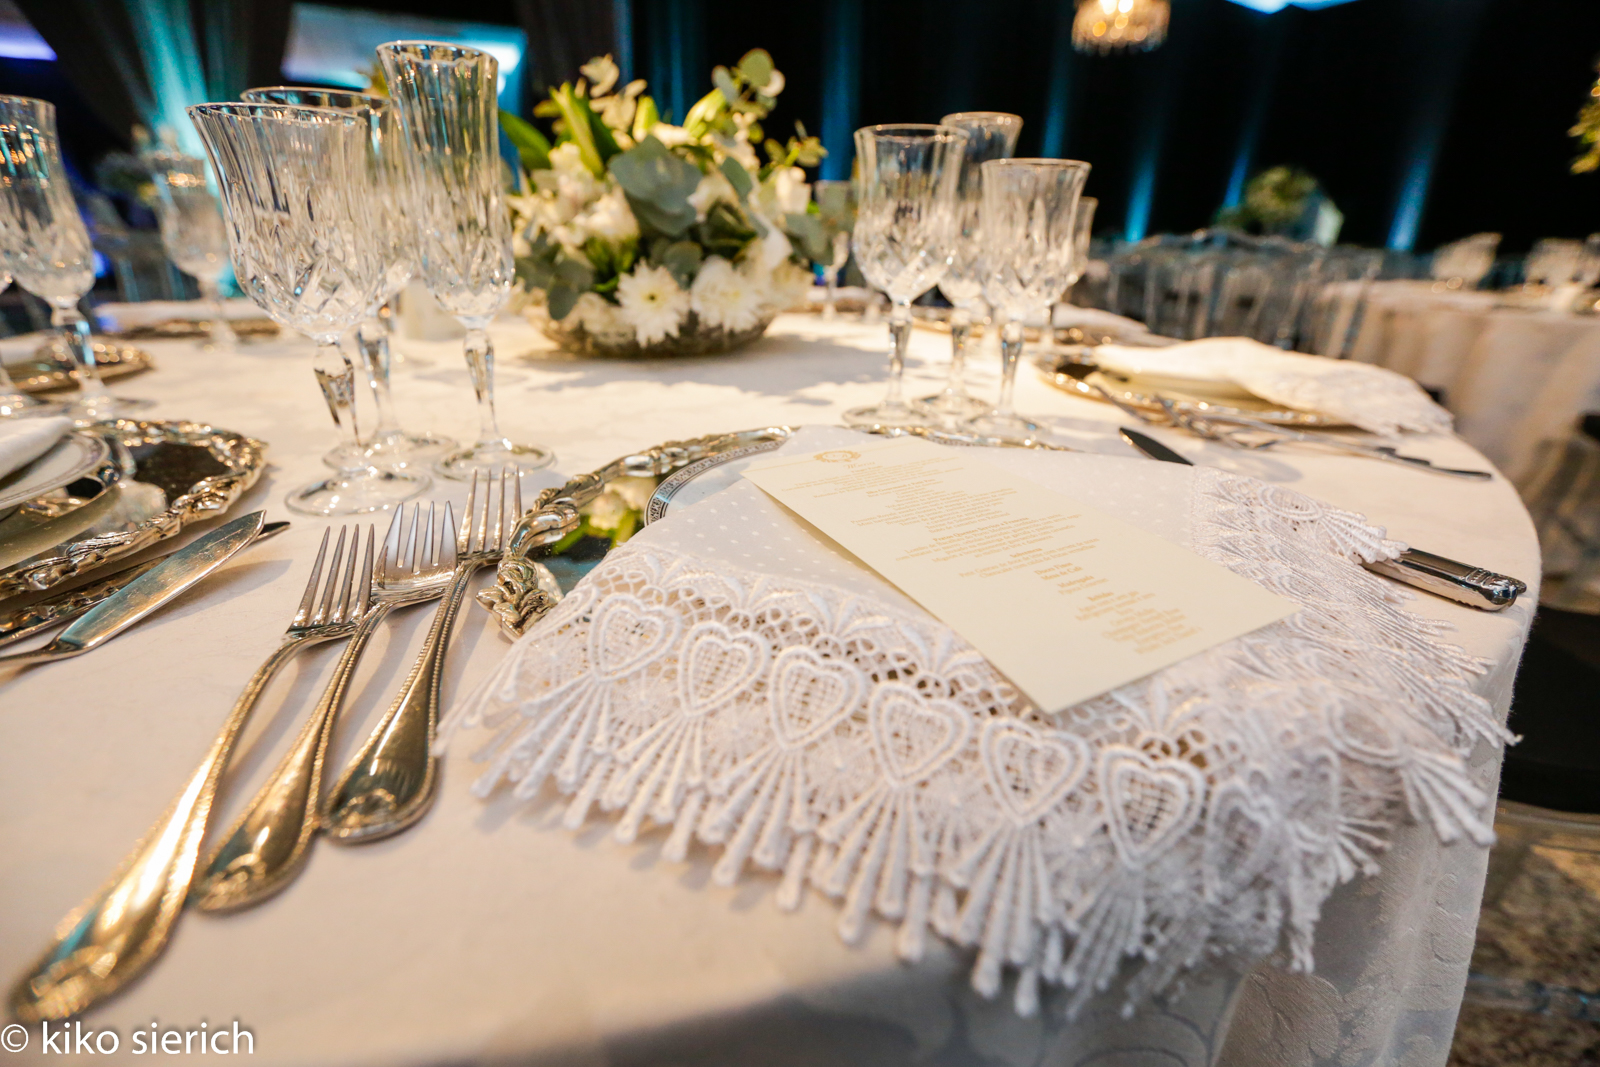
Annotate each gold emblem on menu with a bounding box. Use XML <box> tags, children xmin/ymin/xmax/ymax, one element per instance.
<box><xmin>814</xmin><ymin>450</ymin><xmax>861</xmax><ymax>464</ymax></box>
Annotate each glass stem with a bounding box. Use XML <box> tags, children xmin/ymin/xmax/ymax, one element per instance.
<box><xmin>945</xmin><ymin>308</ymin><xmax>972</xmax><ymax>399</ymax></box>
<box><xmin>356</xmin><ymin>318</ymin><xmax>403</xmax><ymax>444</ymax></box>
<box><xmin>883</xmin><ymin>301</ymin><xmax>912</xmax><ymax>410</ymax></box>
<box><xmin>199</xmin><ymin>278</ymin><xmax>237</xmax><ymax>348</ymax></box>
<box><xmin>997</xmin><ymin>319</ymin><xmax>1024</xmax><ymax>420</ymax></box>
<box><xmin>463</xmin><ymin>326</ymin><xmax>506</xmax><ymax>449</ymax></box>
<box><xmin>822</xmin><ymin>267</ymin><xmax>839</xmax><ymax>320</ymax></box>
<box><xmin>312</xmin><ymin>341</ymin><xmax>363</xmax><ymax>471</ymax></box>
<box><xmin>53</xmin><ymin>304</ymin><xmax>112</xmax><ymax>418</ymax></box>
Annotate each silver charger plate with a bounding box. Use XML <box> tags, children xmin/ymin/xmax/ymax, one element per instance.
<box><xmin>0</xmin><ymin>431</ymin><xmax>114</xmax><ymax>512</ymax></box>
<box><xmin>9</xmin><ymin>337</ymin><xmax>154</xmax><ymax>394</ymax></box>
<box><xmin>0</xmin><ymin>419</ymin><xmax>267</xmax><ymax>600</ymax></box>
<box><xmin>1034</xmin><ymin>351</ymin><xmax>1345</xmax><ymax>429</ymax></box>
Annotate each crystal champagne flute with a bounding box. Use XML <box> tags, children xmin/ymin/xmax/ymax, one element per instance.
<box><xmin>378</xmin><ymin>41</ymin><xmax>552</xmax><ymax>478</ymax></box>
<box><xmin>241</xmin><ymin>86</ymin><xmax>456</xmax><ymax>469</ymax></box>
<box><xmin>921</xmin><ymin>111</ymin><xmax>1022</xmax><ymax>422</ymax></box>
<box><xmin>0</xmin><ymin>95</ymin><xmax>149</xmax><ymax>420</ymax></box>
<box><xmin>844</xmin><ymin>124</ymin><xmax>967</xmax><ymax>429</ymax></box>
<box><xmin>1051</xmin><ymin>195</ymin><xmax>1097</xmax><ymax>337</ymax></box>
<box><xmin>812</xmin><ymin>179</ymin><xmax>854</xmax><ymax>320</ymax></box>
<box><xmin>971</xmin><ymin>158</ymin><xmax>1091</xmax><ymax>443</ymax></box>
<box><xmin>188</xmin><ymin>101</ymin><xmax>429</xmax><ymax>515</ymax></box>
<box><xmin>150</xmin><ymin>153</ymin><xmax>236</xmax><ymax>349</ymax></box>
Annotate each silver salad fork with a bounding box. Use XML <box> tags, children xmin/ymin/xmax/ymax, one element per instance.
<box><xmin>323</xmin><ymin>469</ymin><xmax>519</xmax><ymax>842</ymax></box>
<box><xmin>193</xmin><ymin>507</ymin><xmax>455</xmax><ymax>911</ymax></box>
<box><xmin>10</xmin><ymin>528</ymin><xmax>366</xmax><ymax>1023</ymax></box>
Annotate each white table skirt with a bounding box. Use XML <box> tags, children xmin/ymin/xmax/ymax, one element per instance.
<box><xmin>1345</xmin><ymin>280</ymin><xmax>1600</xmax><ymax>489</ymax></box>
<box><xmin>0</xmin><ymin>310</ymin><xmax>1538</xmax><ymax>1067</ymax></box>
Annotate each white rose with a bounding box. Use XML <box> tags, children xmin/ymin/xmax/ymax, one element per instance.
<box><xmin>578</xmin><ymin>185</ymin><xmax>638</xmax><ymax>242</ymax></box>
<box><xmin>758</xmin><ymin>165</ymin><xmax>810</xmax><ymax>218</ymax></box>
<box><xmin>688</xmin><ymin>171</ymin><xmax>736</xmax><ymax>222</ymax></box>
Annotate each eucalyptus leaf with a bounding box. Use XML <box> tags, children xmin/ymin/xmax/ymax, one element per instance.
<box><xmin>784</xmin><ymin>211</ymin><xmax>831</xmax><ymax>265</ymax></box>
<box><xmin>654</xmin><ymin>240</ymin><xmax>703</xmax><ymax>287</ymax></box>
<box><xmin>696</xmin><ymin>200</ymin><xmax>759</xmax><ymax>259</ymax></box>
<box><xmin>547</xmin><ymin>283</ymin><xmax>581</xmax><ymax>320</ymax></box>
<box><xmin>712</xmin><ymin>66</ymin><xmax>739</xmax><ymax>103</ymax></box>
<box><xmin>737</xmin><ymin>49</ymin><xmax>774</xmax><ymax>89</ymax></box>
<box><xmin>719</xmin><ymin>157</ymin><xmax>753</xmax><ymax>202</ymax></box>
<box><xmin>610</xmin><ymin>136</ymin><xmax>701</xmax><ymax>237</ymax></box>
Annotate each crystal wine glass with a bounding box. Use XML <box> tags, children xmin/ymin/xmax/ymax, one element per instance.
<box><xmin>1051</xmin><ymin>195</ymin><xmax>1097</xmax><ymax>336</ymax></box>
<box><xmin>844</xmin><ymin>124</ymin><xmax>967</xmax><ymax>429</ymax></box>
<box><xmin>241</xmin><ymin>86</ymin><xmax>456</xmax><ymax>469</ymax></box>
<box><xmin>0</xmin><ymin>95</ymin><xmax>148</xmax><ymax>421</ymax></box>
<box><xmin>188</xmin><ymin>101</ymin><xmax>429</xmax><ymax>515</ymax></box>
<box><xmin>813</xmin><ymin>179</ymin><xmax>854</xmax><ymax>320</ymax></box>
<box><xmin>0</xmin><ymin>267</ymin><xmax>64</xmax><ymax>417</ymax></box>
<box><xmin>971</xmin><ymin>158</ymin><xmax>1091</xmax><ymax>443</ymax></box>
<box><xmin>149</xmin><ymin>153</ymin><xmax>236</xmax><ymax>349</ymax></box>
<box><xmin>922</xmin><ymin>111</ymin><xmax>1022</xmax><ymax>422</ymax></box>
<box><xmin>378</xmin><ymin>41</ymin><xmax>552</xmax><ymax>478</ymax></box>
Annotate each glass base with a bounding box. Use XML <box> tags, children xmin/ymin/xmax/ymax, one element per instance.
<box><xmin>435</xmin><ymin>439</ymin><xmax>555</xmax><ymax>480</ymax></box>
<box><xmin>966</xmin><ymin>412</ymin><xmax>1045</xmax><ymax>444</ymax></box>
<box><xmin>914</xmin><ymin>391</ymin><xmax>993</xmax><ymax>421</ymax></box>
<box><xmin>363</xmin><ymin>430</ymin><xmax>460</xmax><ymax>472</ymax></box>
<box><xmin>841</xmin><ymin>402</ymin><xmax>928</xmax><ymax>431</ymax></box>
<box><xmin>0</xmin><ymin>393</ymin><xmax>67</xmax><ymax>418</ymax></box>
<box><xmin>69</xmin><ymin>394</ymin><xmax>155</xmax><ymax>423</ymax></box>
<box><xmin>284</xmin><ymin>469</ymin><xmax>430</xmax><ymax>517</ymax></box>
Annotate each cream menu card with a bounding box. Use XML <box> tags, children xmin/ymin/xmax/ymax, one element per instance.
<box><xmin>742</xmin><ymin>438</ymin><xmax>1297</xmax><ymax>712</ymax></box>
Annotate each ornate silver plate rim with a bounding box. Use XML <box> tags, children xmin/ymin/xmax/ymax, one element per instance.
<box><xmin>11</xmin><ymin>337</ymin><xmax>154</xmax><ymax>394</ymax></box>
<box><xmin>480</xmin><ymin>424</ymin><xmax>1076</xmax><ymax>639</ymax></box>
<box><xmin>0</xmin><ymin>419</ymin><xmax>268</xmax><ymax>600</ymax></box>
<box><xmin>1033</xmin><ymin>352</ymin><xmax>1345</xmax><ymax>428</ymax></box>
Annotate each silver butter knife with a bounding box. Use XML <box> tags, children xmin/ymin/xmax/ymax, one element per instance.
<box><xmin>0</xmin><ymin>510</ymin><xmax>267</xmax><ymax>668</ymax></box>
<box><xmin>0</xmin><ymin>521</ymin><xmax>290</xmax><ymax>650</ymax></box>
<box><xmin>1118</xmin><ymin>427</ymin><xmax>1526</xmax><ymax>611</ymax></box>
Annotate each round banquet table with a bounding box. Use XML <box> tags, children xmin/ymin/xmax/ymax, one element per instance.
<box><xmin>1343</xmin><ymin>279</ymin><xmax>1600</xmax><ymax>489</ymax></box>
<box><xmin>0</xmin><ymin>310</ymin><xmax>1539</xmax><ymax>1067</ymax></box>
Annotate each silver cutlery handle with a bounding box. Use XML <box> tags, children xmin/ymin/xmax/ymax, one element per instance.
<box><xmin>192</xmin><ymin>608</ymin><xmax>390</xmax><ymax>912</ymax></box>
<box><xmin>8</xmin><ymin>636</ymin><xmax>311</xmax><ymax>1022</ymax></box>
<box><xmin>1363</xmin><ymin>549</ymin><xmax>1527</xmax><ymax>610</ymax></box>
<box><xmin>323</xmin><ymin>566</ymin><xmax>476</xmax><ymax>842</ymax></box>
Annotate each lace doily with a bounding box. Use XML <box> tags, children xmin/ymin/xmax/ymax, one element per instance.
<box><xmin>1095</xmin><ymin>337</ymin><xmax>1453</xmax><ymax>436</ymax></box>
<box><xmin>444</xmin><ymin>462</ymin><xmax>1506</xmax><ymax>1018</ymax></box>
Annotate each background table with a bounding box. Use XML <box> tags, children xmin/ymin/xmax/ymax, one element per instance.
<box><xmin>0</xmin><ymin>311</ymin><xmax>1539</xmax><ymax>1066</ymax></box>
<box><xmin>1347</xmin><ymin>280</ymin><xmax>1600</xmax><ymax>488</ymax></box>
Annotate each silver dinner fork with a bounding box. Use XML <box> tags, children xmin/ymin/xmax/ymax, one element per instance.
<box><xmin>323</xmin><ymin>469</ymin><xmax>519</xmax><ymax>842</ymax></box>
<box><xmin>9</xmin><ymin>527</ymin><xmax>366</xmax><ymax>1023</ymax></box>
<box><xmin>192</xmin><ymin>506</ymin><xmax>456</xmax><ymax>912</ymax></box>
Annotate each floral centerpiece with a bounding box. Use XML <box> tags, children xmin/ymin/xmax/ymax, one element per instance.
<box><xmin>501</xmin><ymin>51</ymin><xmax>828</xmax><ymax>357</ymax></box>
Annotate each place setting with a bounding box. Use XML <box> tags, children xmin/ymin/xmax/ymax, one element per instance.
<box><xmin>0</xmin><ymin>7</ymin><xmax>1580</xmax><ymax>1067</ymax></box>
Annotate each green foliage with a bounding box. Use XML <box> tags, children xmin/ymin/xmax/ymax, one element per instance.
<box><xmin>500</xmin><ymin>109</ymin><xmax>551</xmax><ymax>171</ymax></box>
<box><xmin>609</xmin><ymin>136</ymin><xmax>702</xmax><ymax>237</ymax></box>
<box><xmin>1216</xmin><ymin>166</ymin><xmax>1322</xmax><ymax>234</ymax></box>
<box><xmin>695</xmin><ymin>200</ymin><xmax>760</xmax><ymax>260</ymax></box>
<box><xmin>783</xmin><ymin>211</ymin><xmax>830</xmax><ymax>263</ymax></box>
<box><xmin>1571</xmin><ymin>68</ymin><xmax>1600</xmax><ymax>175</ymax></box>
<box><xmin>648</xmin><ymin>238</ymin><xmax>704</xmax><ymax>288</ymax></box>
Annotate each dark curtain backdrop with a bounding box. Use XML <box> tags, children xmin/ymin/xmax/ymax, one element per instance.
<box><xmin>644</xmin><ymin>0</ymin><xmax>1600</xmax><ymax>252</ymax></box>
<box><xmin>514</xmin><ymin>0</ymin><xmax>619</xmax><ymax>93</ymax></box>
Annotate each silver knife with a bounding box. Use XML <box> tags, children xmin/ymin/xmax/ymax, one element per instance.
<box><xmin>1118</xmin><ymin>427</ymin><xmax>1526</xmax><ymax>611</ymax></box>
<box><xmin>0</xmin><ymin>510</ymin><xmax>268</xmax><ymax>668</ymax></box>
<box><xmin>0</xmin><ymin>520</ymin><xmax>289</xmax><ymax>650</ymax></box>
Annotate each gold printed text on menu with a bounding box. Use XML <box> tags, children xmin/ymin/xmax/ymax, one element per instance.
<box><xmin>742</xmin><ymin>438</ymin><xmax>1297</xmax><ymax>711</ymax></box>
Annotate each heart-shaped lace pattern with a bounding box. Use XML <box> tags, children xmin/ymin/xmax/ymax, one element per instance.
<box><xmin>446</xmin><ymin>467</ymin><xmax>1508</xmax><ymax>1018</ymax></box>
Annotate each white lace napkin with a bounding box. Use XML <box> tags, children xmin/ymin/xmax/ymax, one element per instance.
<box><xmin>446</xmin><ymin>427</ymin><xmax>1505</xmax><ymax>1017</ymax></box>
<box><xmin>0</xmin><ymin>416</ymin><xmax>71</xmax><ymax>481</ymax></box>
<box><xmin>1094</xmin><ymin>336</ymin><xmax>1453</xmax><ymax>435</ymax></box>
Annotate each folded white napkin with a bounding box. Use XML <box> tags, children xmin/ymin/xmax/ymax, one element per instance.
<box><xmin>1095</xmin><ymin>335</ymin><xmax>1453</xmax><ymax>435</ymax></box>
<box><xmin>0</xmin><ymin>415</ymin><xmax>71</xmax><ymax>481</ymax></box>
<box><xmin>1051</xmin><ymin>304</ymin><xmax>1154</xmax><ymax>338</ymax></box>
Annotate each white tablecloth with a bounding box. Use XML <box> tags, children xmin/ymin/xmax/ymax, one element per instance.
<box><xmin>0</xmin><ymin>311</ymin><xmax>1539</xmax><ymax>1067</ymax></box>
<box><xmin>1346</xmin><ymin>280</ymin><xmax>1600</xmax><ymax>488</ymax></box>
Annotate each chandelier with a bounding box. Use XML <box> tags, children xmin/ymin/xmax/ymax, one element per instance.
<box><xmin>1072</xmin><ymin>0</ymin><xmax>1171</xmax><ymax>53</ymax></box>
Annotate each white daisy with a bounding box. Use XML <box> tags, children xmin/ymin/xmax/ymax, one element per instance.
<box><xmin>571</xmin><ymin>292</ymin><xmax>634</xmax><ymax>345</ymax></box>
<box><xmin>691</xmin><ymin>256</ymin><xmax>766</xmax><ymax>332</ymax></box>
<box><xmin>616</xmin><ymin>263</ymin><xmax>690</xmax><ymax>345</ymax></box>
